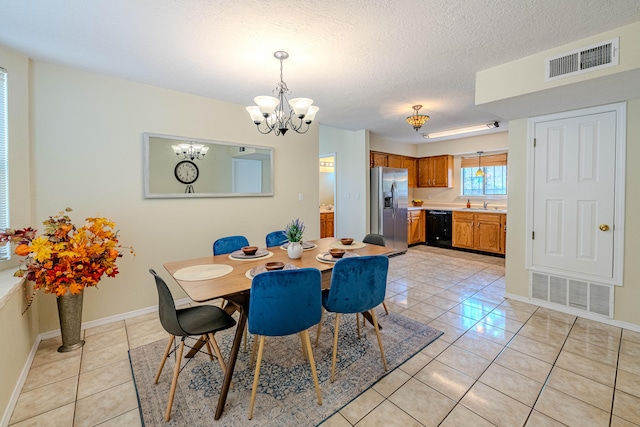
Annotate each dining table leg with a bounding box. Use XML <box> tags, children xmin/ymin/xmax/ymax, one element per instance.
<box><xmin>215</xmin><ymin>304</ymin><xmax>248</xmax><ymax>420</ymax></box>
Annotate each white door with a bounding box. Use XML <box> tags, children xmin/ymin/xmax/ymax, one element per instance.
<box><xmin>232</xmin><ymin>159</ymin><xmax>262</xmax><ymax>193</ymax></box>
<box><xmin>532</xmin><ymin>111</ymin><xmax>616</xmax><ymax>279</ymax></box>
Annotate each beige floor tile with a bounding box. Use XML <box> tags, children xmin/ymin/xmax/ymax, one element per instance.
<box><xmin>534</xmin><ymin>386</ymin><xmax>610</xmax><ymax>427</ymax></box>
<box><xmin>460</xmin><ymin>382</ymin><xmax>530</xmax><ymax>427</ymax></box>
<box><xmin>621</xmin><ymin>339</ymin><xmax>640</xmax><ymax>358</ymax></box>
<box><xmin>546</xmin><ymin>367</ymin><xmax>613</xmax><ymax>411</ymax></box>
<box><xmin>518</xmin><ymin>324</ymin><xmax>568</xmax><ymax>347</ymax></box>
<box><xmin>441</xmin><ymin>404</ymin><xmax>496</xmax><ymax>427</ymax></box>
<box><xmin>77</xmin><ymin>359</ymin><xmax>134</xmax><ymax>399</ymax></box>
<box><xmin>399</xmin><ymin>309</ymin><xmax>433</xmax><ymax>324</ymax></box>
<box><xmin>80</xmin><ymin>341</ymin><xmax>130</xmax><ymax>373</ymax></box>
<box><xmin>525</xmin><ymin>410</ymin><xmax>568</xmax><ymax>426</ymax></box>
<box><xmin>555</xmin><ymin>350</ymin><xmax>616</xmax><ymax>387</ymax></box>
<box><xmin>494</xmin><ymin>348</ymin><xmax>553</xmax><ymax>384</ymax></box>
<box><xmin>355</xmin><ymin>400</ymin><xmax>423</xmax><ymax>427</ymax></box>
<box><xmin>481</xmin><ymin>312</ymin><xmax>525</xmax><ymax>334</ymax></box>
<box><xmin>617</xmin><ymin>369</ymin><xmax>640</xmax><ymax>398</ymax></box>
<box><xmin>448</xmin><ymin>303</ymin><xmax>486</xmax><ymax>320</ymax></box>
<box><xmin>527</xmin><ymin>314</ymin><xmax>573</xmax><ymax>335</ymax></box>
<box><xmin>30</xmin><ymin>339</ymin><xmax>81</xmax><ymax>370</ymax></box>
<box><xmin>436</xmin><ymin>345</ymin><xmax>492</xmax><ymax>378</ymax></box>
<box><xmin>532</xmin><ymin>307</ymin><xmax>577</xmax><ymax>325</ymax></box>
<box><xmin>82</xmin><ymin>327</ymin><xmax>128</xmax><ymax>353</ymax></box>
<box><xmin>83</xmin><ymin>320</ymin><xmax>125</xmax><ymax>338</ymax></box>
<box><xmin>8</xmin><ymin>402</ymin><xmax>75</xmax><ymax>427</ymax></box>
<box><xmin>124</xmin><ymin>310</ymin><xmax>157</xmax><ymax>326</ymax></box>
<box><xmin>400</xmin><ymin>287</ymin><xmax>434</xmax><ymax>302</ymax></box>
<box><xmin>386</xmin><ymin>293</ymin><xmax>420</xmax><ymax>309</ymax></box>
<box><xmin>436</xmin><ymin>311</ymin><xmax>478</xmax><ymax>330</ymax></box>
<box><xmin>408</xmin><ymin>302</ymin><xmax>447</xmax><ymax>319</ymax></box>
<box><xmin>618</xmin><ymin>353</ymin><xmax>640</xmax><ymax>376</ymax></box>
<box><xmin>569</xmin><ymin>324</ymin><xmax>621</xmax><ymax>351</ymax></box>
<box><xmin>372</xmin><ymin>368</ymin><xmax>411</xmax><ymax>397</ymax></box>
<box><xmin>95</xmin><ymin>408</ymin><xmax>142</xmax><ymax>427</ymax></box>
<box><xmin>428</xmin><ymin>320</ymin><xmax>466</xmax><ymax>343</ymax></box>
<box><xmin>128</xmin><ymin>329</ymin><xmax>168</xmax><ymax>349</ymax></box>
<box><xmin>574</xmin><ymin>317</ymin><xmax>622</xmax><ymax>336</ymax></box>
<box><xmin>508</xmin><ymin>335</ymin><xmax>561</xmax><ymax>364</ymax></box>
<box><xmin>613</xmin><ymin>390</ymin><xmax>640</xmax><ymax>425</ymax></box>
<box><xmin>500</xmin><ymin>299</ymin><xmax>539</xmax><ymax>314</ymax></box>
<box><xmin>414</xmin><ymin>360</ymin><xmax>475</xmax><ymax>401</ymax></box>
<box><xmin>468</xmin><ymin>322</ymin><xmax>515</xmax><ymax>346</ymax></box>
<box><xmin>388</xmin><ymin>378</ymin><xmax>455</xmax><ymax>427</ymax></box>
<box><xmin>126</xmin><ymin>317</ymin><xmax>164</xmax><ymax>340</ymax></box>
<box><xmin>398</xmin><ymin>351</ymin><xmax>432</xmax><ymax>376</ymax></box>
<box><xmin>423</xmin><ymin>295</ymin><xmax>458</xmax><ymax>310</ymax></box>
<box><xmin>610</xmin><ymin>415</ymin><xmax>640</xmax><ymax>427</ymax></box>
<box><xmin>562</xmin><ymin>336</ymin><xmax>619</xmax><ymax>366</ymax></box>
<box><xmin>421</xmin><ymin>337</ymin><xmax>450</xmax><ymax>358</ymax></box>
<box><xmin>479</xmin><ymin>363</ymin><xmax>543</xmax><ymax>407</ymax></box>
<box><xmin>492</xmin><ymin>306</ymin><xmax>534</xmax><ymax>323</ymax></box>
<box><xmin>339</xmin><ymin>388</ymin><xmax>385</xmax><ymax>425</ymax></box>
<box><xmin>21</xmin><ymin>354</ymin><xmax>81</xmax><ymax>392</ymax></box>
<box><xmin>73</xmin><ymin>381</ymin><xmax>139</xmax><ymax>427</ymax></box>
<box><xmin>454</xmin><ymin>332</ymin><xmax>504</xmax><ymax>360</ymax></box>
<box><xmin>319</xmin><ymin>412</ymin><xmax>352</xmax><ymax>427</ymax></box>
<box><xmin>9</xmin><ymin>377</ymin><xmax>78</xmax><ymax>424</ymax></box>
<box><xmin>622</xmin><ymin>329</ymin><xmax>640</xmax><ymax>345</ymax></box>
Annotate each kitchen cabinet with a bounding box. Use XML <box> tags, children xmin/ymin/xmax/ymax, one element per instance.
<box><xmin>452</xmin><ymin>211</ymin><xmax>506</xmax><ymax>254</ymax></box>
<box><xmin>320</xmin><ymin>212</ymin><xmax>334</xmax><ymax>238</ymax></box>
<box><xmin>371</xmin><ymin>152</ymin><xmax>388</xmax><ymax>168</ymax></box>
<box><xmin>418</xmin><ymin>155</ymin><xmax>453</xmax><ymax>188</ymax></box>
<box><xmin>407</xmin><ymin>210</ymin><xmax>425</xmax><ymax>245</ymax></box>
<box><xmin>402</xmin><ymin>157</ymin><xmax>417</xmax><ymax>188</ymax></box>
<box><xmin>387</xmin><ymin>154</ymin><xmax>403</xmax><ymax>168</ymax></box>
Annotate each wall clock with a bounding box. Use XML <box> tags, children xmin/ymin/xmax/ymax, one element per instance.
<box><xmin>174</xmin><ymin>160</ymin><xmax>199</xmax><ymax>184</ymax></box>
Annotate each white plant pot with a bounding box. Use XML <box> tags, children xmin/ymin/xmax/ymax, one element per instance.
<box><xmin>287</xmin><ymin>241</ymin><xmax>303</xmax><ymax>259</ymax></box>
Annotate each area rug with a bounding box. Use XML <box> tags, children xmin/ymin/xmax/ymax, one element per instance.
<box><xmin>129</xmin><ymin>311</ymin><xmax>443</xmax><ymax>426</ymax></box>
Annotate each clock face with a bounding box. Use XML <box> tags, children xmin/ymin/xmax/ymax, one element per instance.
<box><xmin>174</xmin><ymin>161</ymin><xmax>199</xmax><ymax>184</ymax></box>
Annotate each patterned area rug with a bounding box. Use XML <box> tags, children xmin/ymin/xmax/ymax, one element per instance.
<box><xmin>129</xmin><ymin>311</ymin><xmax>443</xmax><ymax>426</ymax></box>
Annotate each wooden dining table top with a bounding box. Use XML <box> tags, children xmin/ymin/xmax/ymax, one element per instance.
<box><xmin>163</xmin><ymin>237</ymin><xmax>392</xmax><ymax>302</ymax></box>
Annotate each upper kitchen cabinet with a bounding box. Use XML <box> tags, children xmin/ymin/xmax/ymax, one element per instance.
<box><xmin>369</xmin><ymin>151</ymin><xmax>417</xmax><ymax>188</ymax></box>
<box><xmin>402</xmin><ymin>157</ymin><xmax>417</xmax><ymax>188</ymax></box>
<box><xmin>387</xmin><ymin>154</ymin><xmax>403</xmax><ymax>168</ymax></box>
<box><xmin>370</xmin><ymin>151</ymin><xmax>388</xmax><ymax>167</ymax></box>
<box><xmin>418</xmin><ymin>155</ymin><xmax>453</xmax><ymax>188</ymax></box>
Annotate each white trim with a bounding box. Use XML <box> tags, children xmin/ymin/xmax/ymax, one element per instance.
<box><xmin>1</xmin><ymin>335</ymin><xmax>39</xmax><ymax>427</ymax></box>
<box><xmin>525</xmin><ymin>102</ymin><xmax>626</xmax><ymax>286</ymax></box>
<box><xmin>504</xmin><ymin>292</ymin><xmax>640</xmax><ymax>333</ymax></box>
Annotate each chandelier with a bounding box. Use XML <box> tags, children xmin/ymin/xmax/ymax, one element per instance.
<box><xmin>171</xmin><ymin>142</ymin><xmax>209</xmax><ymax>161</ymax></box>
<box><xmin>406</xmin><ymin>105</ymin><xmax>430</xmax><ymax>132</ymax></box>
<box><xmin>246</xmin><ymin>51</ymin><xmax>319</xmax><ymax>136</ymax></box>
<box><xmin>476</xmin><ymin>151</ymin><xmax>485</xmax><ymax>177</ymax></box>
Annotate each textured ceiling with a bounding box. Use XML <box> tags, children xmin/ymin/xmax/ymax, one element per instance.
<box><xmin>1</xmin><ymin>0</ymin><xmax>639</xmax><ymax>143</ymax></box>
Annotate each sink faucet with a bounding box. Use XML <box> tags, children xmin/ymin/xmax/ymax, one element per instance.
<box><xmin>483</xmin><ymin>201</ymin><xmax>489</xmax><ymax>209</ymax></box>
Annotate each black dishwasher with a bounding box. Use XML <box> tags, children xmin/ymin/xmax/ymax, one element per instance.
<box><xmin>426</xmin><ymin>210</ymin><xmax>452</xmax><ymax>248</ymax></box>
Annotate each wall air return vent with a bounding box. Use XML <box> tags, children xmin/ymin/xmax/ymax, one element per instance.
<box><xmin>545</xmin><ymin>38</ymin><xmax>619</xmax><ymax>81</ymax></box>
<box><xmin>530</xmin><ymin>272</ymin><xmax>613</xmax><ymax>318</ymax></box>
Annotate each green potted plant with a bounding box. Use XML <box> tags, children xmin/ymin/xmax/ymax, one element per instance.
<box><xmin>284</xmin><ymin>218</ymin><xmax>305</xmax><ymax>259</ymax></box>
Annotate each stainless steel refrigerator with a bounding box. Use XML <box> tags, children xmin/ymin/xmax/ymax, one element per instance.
<box><xmin>370</xmin><ymin>167</ymin><xmax>408</xmax><ymax>255</ymax></box>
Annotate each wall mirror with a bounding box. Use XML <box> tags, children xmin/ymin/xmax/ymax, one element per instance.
<box><xmin>143</xmin><ymin>133</ymin><xmax>274</xmax><ymax>198</ymax></box>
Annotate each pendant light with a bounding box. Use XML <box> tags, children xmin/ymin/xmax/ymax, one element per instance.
<box><xmin>475</xmin><ymin>151</ymin><xmax>485</xmax><ymax>177</ymax></box>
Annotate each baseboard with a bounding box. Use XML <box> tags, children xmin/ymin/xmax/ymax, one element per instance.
<box><xmin>2</xmin><ymin>297</ymin><xmax>191</xmax><ymax>426</ymax></box>
<box><xmin>504</xmin><ymin>292</ymin><xmax>640</xmax><ymax>333</ymax></box>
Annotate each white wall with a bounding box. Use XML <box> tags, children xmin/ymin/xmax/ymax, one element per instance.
<box><xmin>29</xmin><ymin>61</ymin><xmax>320</xmax><ymax>332</ymax></box>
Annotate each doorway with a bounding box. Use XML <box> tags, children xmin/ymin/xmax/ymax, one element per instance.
<box><xmin>319</xmin><ymin>153</ymin><xmax>336</xmax><ymax>237</ymax></box>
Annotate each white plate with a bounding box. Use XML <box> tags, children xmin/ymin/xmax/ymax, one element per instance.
<box><xmin>316</xmin><ymin>251</ymin><xmax>360</xmax><ymax>264</ymax></box>
<box><xmin>245</xmin><ymin>264</ymin><xmax>299</xmax><ymax>279</ymax></box>
<box><xmin>280</xmin><ymin>241</ymin><xmax>318</xmax><ymax>251</ymax></box>
<box><xmin>173</xmin><ymin>264</ymin><xmax>233</xmax><ymax>281</ymax></box>
<box><xmin>229</xmin><ymin>249</ymin><xmax>273</xmax><ymax>261</ymax></box>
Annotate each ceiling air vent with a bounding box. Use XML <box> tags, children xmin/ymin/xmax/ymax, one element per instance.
<box><xmin>545</xmin><ymin>38</ymin><xmax>619</xmax><ymax>81</ymax></box>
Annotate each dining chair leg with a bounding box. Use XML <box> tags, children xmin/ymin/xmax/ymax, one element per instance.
<box><xmin>382</xmin><ymin>301</ymin><xmax>389</xmax><ymax>315</ymax></box>
<box><xmin>154</xmin><ymin>335</ymin><xmax>175</xmax><ymax>384</ymax></box>
<box><xmin>299</xmin><ymin>332</ymin><xmax>309</xmax><ymax>360</ymax></box>
<box><xmin>248</xmin><ymin>335</ymin><xmax>266</xmax><ymax>420</ymax></box>
<box><xmin>165</xmin><ymin>337</ymin><xmax>185</xmax><ymax>421</ymax></box>
<box><xmin>356</xmin><ymin>313</ymin><xmax>361</xmax><ymax>339</ymax></box>
<box><xmin>250</xmin><ymin>334</ymin><xmax>258</xmax><ymax>369</ymax></box>
<box><xmin>204</xmin><ymin>334</ymin><xmax>214</xmax><ymax>360</ymax></box>
<box><xmin>208</xmin><ymin>333</ymin><xmax>227</xmax><ymax>374</ymax></box>
<box><xmin>330</xmin><ymin>314</ymin><xmax>341</xmax><ymax>383</ymax></box>
<box><xmin>301</xmin><ymin>330</ymin><xmax>322</xmax><ymax>405</ymax></box>
<box><xmin>369</xmin><ymin>309</ymin><xmax>388</xmax><ymax>371</ymax></box>
<box><xmin>314</xmin><ymin>310</ymin><xmax>324</xmax><ymax>347</ymax></box>
<box><xmin>243</xmin><ymin>328</ymin><xmax>248</xmax><ymax>353</ymax></box>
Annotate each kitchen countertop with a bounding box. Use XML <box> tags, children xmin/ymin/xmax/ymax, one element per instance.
<box><xmin>408</xmin><ymin>205</ymin><xmax>507</xmax><ymax>214</ymax></box>
<box><xmin>320</xmin><ymin>208</ymin><xmax>335</xmax><ymax>214</ymax></box>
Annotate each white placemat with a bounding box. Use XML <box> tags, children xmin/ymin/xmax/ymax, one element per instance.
<box><xmin>228</xmin><ymin>250</ymin><xmax>274</xmax><ymax>261</ymax></box>
<box><xmin>173</xmin><ymin>264</ymin><xmax>233</xmax><ymax>281</ymax></box>
<box><xmin>329</xmin><ymin>241</ymin><xmax>366</xmax><ymax>250</ymax></box>
<box><xmin>279</xmin><ymin>241</ymin><xmax>318</xmax><ymax>251</ymax></box>
<box><xmin>316</xmin><ymin>251</ymin><xmax>360</xmax><ymax>264</ymax></box>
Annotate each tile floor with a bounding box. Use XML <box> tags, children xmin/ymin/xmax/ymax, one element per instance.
<box><xmin>7</xmin><ymin>246</ymin><xmax>640</xmax><ymax>426</ymax></box>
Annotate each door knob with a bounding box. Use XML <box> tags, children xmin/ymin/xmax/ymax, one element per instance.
<box><xmin>599</xmin><ymin>224</ymin><xmax>610</xmax><ymax>231</ymax></box>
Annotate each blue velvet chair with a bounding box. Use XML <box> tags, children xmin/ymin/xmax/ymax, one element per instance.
<box><xmin>362</xmin><ymin>234</ymin><xmax>389</xmax><ymax>315</ymax></box>
<box><xmin>315</xmin><ymin>255</ymin><xmax>389</xmax><ymax>382</ymax></box>
<box><xmin>247</xmin><ymin>268</ymin><xmax>323</xmax><ymax>419</ymax></box>
<box><xmin>149</xmin><ymin>269</ymin><xmax>236</xmax><ymax>421</ymax></box>
<box><xmin>265</xmin><ymin>230</ymin><xmax>287</xmax><ymax>248</ymax></box>
<box><xmin>213</xmin><ymin>235</ymin><xmax>250</xmax><ymax>255</ymax></box>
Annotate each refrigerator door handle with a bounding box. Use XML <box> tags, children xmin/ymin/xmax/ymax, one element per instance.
<box><xmin>391</xmin><ymin>181</ymin><xmax>397</xmax><ymax>218</ymax></box>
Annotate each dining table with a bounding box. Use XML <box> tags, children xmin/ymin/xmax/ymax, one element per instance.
<box><xmin>163</xmin><ymin>236</ymin><xmax>393</xmax><ymax>420</ymax></box>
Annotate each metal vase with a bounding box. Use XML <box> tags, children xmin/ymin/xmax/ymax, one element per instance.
<box><xmin>56</xmin><ymin>290</ymin><xmax>85</xmax><ymax>352</ymax></box>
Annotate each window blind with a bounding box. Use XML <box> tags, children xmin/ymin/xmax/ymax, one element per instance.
<box><xmin>460</xmin><ymin>153</ymin><xmax>507</xmax><ymax>168</ymax></box>
<box><xmin>0</xmin><ymin>68</ymin><xmax>9</xmax><ymax>260</ymax></box>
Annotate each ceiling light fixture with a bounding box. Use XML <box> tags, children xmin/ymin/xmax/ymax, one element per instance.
<box><xmin>422</xmin><ymin>121</ymin><xmax>499</xmax><ymax>139</ymax></box>
<box><xmin>171</xmin><ymin>142</ymin><xmax>209</xmax><ymax>161</ymax></box>
<box><xmin>246</xmin><ymin>51</ymin><xmax>319</xmax><ymax>136</ymax></box>
<box><xmin>406</xmin><ymin>105</ymin><xmax>430</xmax><ymax>132</ymax></box>
<box><xmin>475</xmin><ymin>151</ymin><xmax>485</xmax><ymax>177</ymax></box>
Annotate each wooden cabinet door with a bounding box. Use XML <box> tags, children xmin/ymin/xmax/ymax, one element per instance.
<box><xmin>325</xmin><ymin>213</ymin><xmax>334</xmax><ymax>238</ymax></box>
<box><xmin>452</xmin><ymin>211</ymin><xmax>475</xmax><ymax>249</ymax></box>
<box><xmin>432</xmin><ymin>155</ymin><xmax>453</xmax><ymax>188</ymax></box>
<box><xmin>403</xmin><ymin>157</ymin><xmax>417</xmax><ymax>188</ymax></box>
<box><xmin>417</xmin><ymin>157</ymin><xmax>432</xmax><ymax>187</ymax></box>
<box><xmin>371</xmin><ymin>152</ymin><xmax>387</xmax><ymax>168</ymax></box>
<box><xmin>417</xmin><ymin>210</ymin><xmax>425</xmax><ymax>243</ymax></box>
<box><xmin>387</xmin><ymin>154</ymin><xmax>403</xmax><ymax>168</ymax></box>
<box><xmin>500</xmin><ymin>214</ymin><xmax>507</xmax><ymax>254</ymax></box>
<box><xmin>320</xmin><ymin>213</ymin><xmax>327</xmax><ymax>238</ymax></box>
<box><xmin>408</xmin><ymin>211</ymin><xmax>423</xmax><ymax>244</ymax></box>
<box><xmin>474</xmin><ymin>213</ymin><xmax>502</xmax><ymax>253</ymax></box>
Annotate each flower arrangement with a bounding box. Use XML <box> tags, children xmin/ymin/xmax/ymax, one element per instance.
<box><xmin>283</xmin><ymin>218</ymin><xmax>305</xmax><ymax>243</ymax></box>
<box><xmin>0</xmin><ymin>208</ymin><xmax>134</xmax><ymax>309</ymax></box>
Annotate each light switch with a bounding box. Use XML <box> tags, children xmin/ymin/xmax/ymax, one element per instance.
<box><xmin>355</xmin><ymin>192</ymin><xmax>360</xmax><ymax>200</ymax></box>
<box><xmin>298</xmin><ymin>193</ymin><xmax>304</xmax><ymax>201</ymax></box>
<box><xmin>344</xmin><ymin>193</ymin><xmax>350</xmax><ymax>199</ymax></box>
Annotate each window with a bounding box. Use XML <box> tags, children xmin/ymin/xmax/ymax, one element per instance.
<box><xmin>461</xmin><ymin>153</ymin><xmax>507</xmax><ymax>196</ymax></box>
<box><xmin>0</xmin><ymin>67</ymin><xmax>8</xmax><ymax>260</ymax></box>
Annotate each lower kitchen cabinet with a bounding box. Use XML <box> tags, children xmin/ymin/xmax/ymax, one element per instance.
<box><xmin>452</xmin><ymin>211</ymin><xmax>505</xmax><ymax>254</ymax></box>
<box><xmin>320</xmin><ymin>212</ymin><xmax>334</xmax><ymax>238</ymax></box>
<box><xmin>407</xmin><ymin>210</ymin><xmax>425</xmax><ymax>245</ymax></box>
